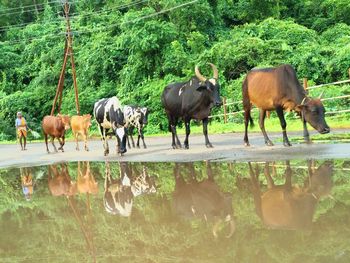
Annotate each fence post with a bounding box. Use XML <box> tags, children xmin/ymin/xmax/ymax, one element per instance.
<box><xmin>303</xmin><ymin>78</ymin><xmax>308</xmax><ymax>91</ymax></box>
<box><xmin>348</xmin><ymin>68</ymin><xmax>350</xmax><ymax>79</ymax></box>
<box><xmin>223</xmin><ymin>97</ymin><xmax>227</xmax><ymax>124</ymax></box>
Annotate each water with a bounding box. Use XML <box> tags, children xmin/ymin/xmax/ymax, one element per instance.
<box><xmin>0</xmin><ymin>160</ymin><xmax>349</xmax><ymax>263</ymax></box>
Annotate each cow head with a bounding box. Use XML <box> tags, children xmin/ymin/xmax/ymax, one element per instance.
<box><xmin>57</xmin><ymin>114</ymin><xmax>71</xmax><ymax>130</ymax></box>
<box><xmin>195</xmin><ymin>63</ymin><xmax>222</xmax><ymax>107</ymax></box>
<box><xmin>111</xmin><ymin>107</ymin><xmax>127</xmax><ymax>154</ymax></box>
<box><xmin>296</xmin><ymin>96</ymin><xmax>330</xmax><ymax>134</ymax></box>
<box><xmin>307</xmin><ymin>161</ymin><xmax>333</xmax><ymax>199</ymax></box>
<box><xmin>82</xmin><ymin>114</ymin><xmax>92</xmax><ymax>129</ymax></box>
<box><xmin>139</xmin><ymin>107</ymin><xmax>149</xmax><ymax>125</ymax></box>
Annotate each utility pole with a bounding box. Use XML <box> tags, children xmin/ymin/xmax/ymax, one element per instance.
<box><xmin>51</xmin><ymin>0</ymin><xmax>80</xmax><ymax>116</ymax></box>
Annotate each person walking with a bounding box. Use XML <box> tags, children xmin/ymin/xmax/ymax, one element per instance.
<box><xmin>15</xmin><ymin>112</ymin><xmax>29</xmax><ymax>150</ymax></box>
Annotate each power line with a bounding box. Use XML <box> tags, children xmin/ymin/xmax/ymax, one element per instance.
<box><xmin>0</xmin><ymin>0</ymin><xmax>148</xmax><ymax>32</ymax></box>
<box><xmin>0</xmin><ymin>0</ymin><xmax>60</xmax><ymax>13</ymax></box>
<box><xmin>0</xmin><ymin>0</ymin><xmax>199</xmax><ymax>46</ymax></box>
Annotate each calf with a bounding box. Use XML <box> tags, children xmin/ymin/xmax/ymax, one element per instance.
<box><xmin>94</xmin><ymin>96</ymin><xmax>127</xmax><ymax>156</ymax></box>
<box><xmin>71</xmin><ymin>114</ymin><xmax>92</xmax><ymax>151</ymax></box>
<box><xmin>249</xmin><ymin>161</ymin><xmax>333</xmax><ymax>229</ymax></box>
<box><xmin>42</xmin><ymin>114</ymin><xmax>70</xmax><ymax>153</ymax></box>
<box><xmin>123</xmin><ymin>105</ymin><xmax>149</xmax><ymax>149</ymax></box>
<box><xmin>242</xmin><ymin>64</ymin><xmax>330</xmax><ymax>146</ymax></box>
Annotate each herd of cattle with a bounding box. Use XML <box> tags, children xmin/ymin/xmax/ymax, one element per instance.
<box><xmin>20</xmin><ymin>160</ymin><xmax>334</xmax><ymax>237</ymax></box>
<box><xmin>40</xmin><ymin>63</ymin><xmax>330</xmax><ymax>155</ymax></box>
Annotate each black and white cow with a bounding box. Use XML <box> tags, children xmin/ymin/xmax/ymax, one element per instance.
<box><xmin>123</xmin><ymin>105</ymin><xmax>149</xmax><ymax>149</ymax></box>
<box><xmin>104</xmin><ymin>162</ymin><xmax>156</xmax><ymax>217</ymax></box>
<box><xmin>93</xmin><ymin>96</ymin><xmax>127</xmax><ymax>156</ymax></box>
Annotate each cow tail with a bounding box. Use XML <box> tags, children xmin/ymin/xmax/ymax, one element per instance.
<box><xmin>242</xmin><ymin>76</ymin><xmax>254</xmax><ymax>127</ymax></box>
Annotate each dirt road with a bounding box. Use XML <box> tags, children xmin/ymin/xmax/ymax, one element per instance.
<box><xmin>1</xmin><ymin>130</ymin><xmax>349</xmax><ymax>168</ymax></box>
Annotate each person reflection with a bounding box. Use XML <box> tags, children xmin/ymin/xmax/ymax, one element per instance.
<box><xmin>172</xmin><ymin>162</ymin><xmax>235</xmax><ymax>238</ymax></box>
<box><xmin>21</xmin><ymin>167</ymin><xmax>33</xmax><ymax>201</ymax></box>
<box><xmin>249</xmin><ymin>160</ymin><xmax>333</xmax><ymax>230</ymax></box>
<box><xmin>104</xmin><ymin>162</ymin><xmax>156</xmax><ymax>217</ymax></box>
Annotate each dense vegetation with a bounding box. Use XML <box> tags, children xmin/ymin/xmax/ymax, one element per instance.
<box><xmin>1</xmin><ymin>0</ymin><xmax>350</xmax><ymax>140</ymax></box>
<box><xmin>1</xmin><ymin>160</ymin><xmax>350</xmax><ymax>262</ymax></box>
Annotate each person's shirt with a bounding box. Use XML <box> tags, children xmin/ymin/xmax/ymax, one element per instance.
<box><xmin>15</xmin><ymin>117</ymin><xmax>26</xmax><ymax>128</ymax></box>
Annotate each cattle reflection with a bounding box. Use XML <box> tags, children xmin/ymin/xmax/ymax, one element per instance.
<box><xmin>249</xmin><ymin>161</ymin><xmax>333</xmax><ymax>230</ymax></box>
<box><xmin>48</xmin><ymin>164</ymin><xmax>77</xmax><ymax>196</ymax></box>
<box><xmin>104</xmin><ymin>162</ymin><xmax>157</xmax><ymax>217</ymax></box>
<box><xmin>21</xmin><ymin>167</ymin><xmax>33</xmax><ymax>201</ymax></box>
<box><xmin>172</xmin><ymin>162</ymin><xmax>235</xmax><ymax>238</ymax></box>
<box><xmin>77</xmin><ymin>162</ymin><xmax>99</xmax><ymax>195</ymax></box>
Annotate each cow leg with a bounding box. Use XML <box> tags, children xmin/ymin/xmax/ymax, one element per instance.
<box><xmin>136</xmin><ymin>126</ymin><xmax>141</xmax><ymax>148</ymax></box>
<box><xmin>243</xmin><ymin>110</ymin><xmax>250</xmax><ymax>146</ymax></box>
<box><xmin>58</xmin><ymin>136</ymin><xmax>65</xmax><ymax>152</ymax></box>
<box><xmin>169</xmin><ymin>115</ymin><xmax>181</xmax><ymax>149</ymax></box>
<box><xmin>129</xmin><ymin>127</ymin><xmax>136</xmax><ymax>148</ymax></box>
<box><xmin>184</xmin><ymin>118</ymin><xmax>191</xmax><ymax>149</ymax></box>
<box><xmin>74</xmin><ymin>131</ymin><xmax>79</xmax><ymax>151</ymax></box>
<box><xmin>248</xmin><ymin>162</ymin><xmax>263</xmax><ymax>220</ymax></box>
<box><xmin>303</xmin><ymin>119</ymin><xmax>311</xmax><ymax>144</ymax></box>
<box><xmin>99</xmin><ymin>125</ymin><xmax>109</xmax><ymax>156</ymax></box>
<box><xmin>259</xmin><ymin>109</ymin><xmax>273</xmax><ymax>146</ymax></box>
<box><xmin>202</xmin><ymin>118</ymin><xmax>213</xmax><ymax>148</ymax></box>
<box><xmin>44</xmin><ymin>133</ymin><xmax>50</xmax><ymax>153</ymax></box>
<box><xmin>276</xmin><ymin>106</ymin><xmax>291</xmax><ymax>146</ymax></box>
<box><xmin>263</xmin><ymin>162</ymin><xmax>274</xmax><ymax>189</ymax></box>
<box><xmin>138</xmin><ymin>127</ymin><xmax>147</xmax><ymax>149</ymax></box>
<box><xmin>84</xmin><ymin>132</ymin><xmax>89</xmax><ymax>151</ymax></box>
<box><xmin>51</xmin><ymin>136</ymin><xmax>58</xmax><ymax>152</ymax></box>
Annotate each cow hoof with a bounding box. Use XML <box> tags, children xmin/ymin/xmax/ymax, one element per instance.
<box><xmin>206</xmin><ymin>143</ymin><xmax>213</xmax><ymax>148</ymax></box>
<box><xmin>265</xmin><ymin>141</ymin><xmax>274</xmax><ymax>146</ymax></box>
<box><xmin>184</xmin><ymin>145</ymin><xmax>189</xmax><ymax>149</ymax></box>
<box><xmin>61</xmin><ymin>149</ymin><xmax>64</xmax><ymax>152</ymax></box>
<box><xmin>172</xmin><ymin>145</ymin><xmax>176</xmax><ymax>149</ymax></box>
<box><xmin>137</xmin><ymin>145</ymin><xmax>140</xmax><ymax>149</ymax></box>
<box><xmin>143</xmin><ymin>145</ymin><xmax>147</xmax><ymax>149</ymax></box>
<box><xmin>76</xmin><ymin>147</ymin><xmax>80</xmax><ymax>151</ymax></box>
<box><xmin>283</xmin><ymin>142</ymin><xmax>292</xmax><ymax>147</ymax></box>
<box><xmin>85</xmin><ymin>148</ymin><xmax>89</xmax><ymax>151</ymax></box>
<box><xmin>244</xmin><ymin>142</ymin><xmax>250</xmax><ymax>147</ymax></box>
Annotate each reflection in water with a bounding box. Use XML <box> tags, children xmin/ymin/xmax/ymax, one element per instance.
<box><xmin>173</xmin><ymin>162</ymin><xmax>235</xmax><ymax>238</ymax></box>
<box><xmin>249</xmin><ymin>161</ymin><xmax>334</xmax><ymax>230</ymax></box>
<box><xmin>1</xmin><ymin>160</ymin><xmax>349</xmax><ymax>262</ymax></box>
<box><xmin>104</xmin><ymin>162</ymin><xmax>157</xmax><ymax>217</ymax></box>
<box><xmin>20</xmin><ymin>167</ymin><xmax>33</xmax><ymax>201</ymax></box>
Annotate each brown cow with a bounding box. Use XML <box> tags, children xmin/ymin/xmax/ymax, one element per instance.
<box><xmin>48</xmin><ymin>164</ymin><xmax>77</xmax><ymax>196</ymax></box>
<box><xmin>249</xmin><ymin>161</ymin><xmax>333</xmax><ymax>230</ymax></box>
<box><xmin>71</xmin><ymin>114</ymin><xmax>92</xmax><ymax>151</ymax></box>
<box><xmin>42</xmin><ymin>115</ymin><xmax>70</xmax><ymax>153</ymax></box>
<box><xmin>242</xmin><ymin>64</ymin><xmax>330</xmax><ymax>146</ymax></box>
<box><xmin>77</xmin><ymin>162</ymin><xmax>98</xmax><ymax>194</ymax></box>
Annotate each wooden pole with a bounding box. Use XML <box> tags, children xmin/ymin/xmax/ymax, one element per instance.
<box><xmin>223</xmin><ymin>97</ymin><xmax>227</xmax><ymax>124</ymax></box>
<box><xmin>348</xmin><ymin>68</ymin><xmax>350</xmax><ymax>79</ymax></box>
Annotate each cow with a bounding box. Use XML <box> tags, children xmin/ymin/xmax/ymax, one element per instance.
<box><xmin>103</xmin><ymin>162</ymin><xmax>156</xmax><ymax>217</ymax></box>
<box><xmin>123</xmin><ymin>105</ymin><xmax>149</xmax><ymax>149</ymax></box>
<box><xmin>42</xmin><ymin>114</ymin><xmax>70</xmax><ymax>153</ymax></box>
<box><xmin>161</xmin><ymin>63</ymin><xmax>222</xmax><ymax>149</ymax></box>
<box><xmin>93</xmin><ymin>96</ymin><xmax>127</xmax><ymax>156</ymax></box>
<box><xmin>77</xmin><ymin>161</ymin><xmax>99</xmax><ymax>195</ymax></box>
<box><xmin>249</xmin><ymin>161</ymin><xmax>333</xmax><ymax>230</ymax></box>
<box><xmin>242</xmin><ymin>64</ymin><xmax>330</xmax><ymax>147</ymax></box>
<box><xmin>172</xmin><ymin>162</ymin><xmax>235</xmax><ymax>238</ymax></box>
<box><xmin>71</xmin><ymin>114</ymin><xmax>92</xmax><ymax>151</ymax></box>
<box><xmin>48</xmin><ymin>164</ymin><xmax>77</xmax><ymax>197</ymax></box>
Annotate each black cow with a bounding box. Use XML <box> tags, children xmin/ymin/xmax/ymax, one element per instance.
<box><xmin>242</xmin><ymin>64</ymin><xmax>330</xmax><ymax>146</ymax></box>
<box><xmin>172</xmin><ymin>162</ymin><xmax>235</xmax><ymax>238</ymax></box>
<box><xmin>161</xmin><ymin>63</ymin><xmax>222</xmax><ymax>149</ymax></box>
<box><xmin>93</xmin><ymin>96</ymin><xmax>127</xmax><ymax>156</ymax></box>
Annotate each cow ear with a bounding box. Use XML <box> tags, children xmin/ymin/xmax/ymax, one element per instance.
<box><xmin>196</xmin><ymin>84</ymin><xmax>207</xmax><ymax>91</ymax></box>
<box><xmin>295</xmin><ymin>104</ymin><xmax>305</xmax><ymax>112</ymax></box>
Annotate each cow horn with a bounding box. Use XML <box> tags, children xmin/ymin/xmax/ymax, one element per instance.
<box><xmin>195</xmin><ymin>65</ymin><xmax>207</xmax><ymax>82</ymax></box>
<box><xmin>226</xmin><ymin>218</ymin><xmax>236</xmax><ymax>238</ymax></box>
<box><xmin>208</xmin><ymin>63</ymin><xmax>218</xmax><ymax>79</ymax></box>
<box><xmin>212</xmin><ymin>218</ymin><xmax>222</xmax><ymax>238</ymax></box>
<box><xmin>318</xmin><ymin>90</ymin><xmax>325</xmax><ymax>99</ymax></box>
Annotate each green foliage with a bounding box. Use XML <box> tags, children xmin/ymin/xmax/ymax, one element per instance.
<box><xmin>0</xmin><ymin>0</ymin><xmax>350</xmax><ymax>140</ymax></box>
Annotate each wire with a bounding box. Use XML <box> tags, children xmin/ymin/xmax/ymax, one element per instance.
<box><xmin>0</xmin><ymin>0</ymin><xmax>60</xmax><ymax>13</ymax></box>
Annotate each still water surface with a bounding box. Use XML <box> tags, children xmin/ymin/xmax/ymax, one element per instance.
<box><xmin>0</xmin><ymin>160</ymin><xmax>349</xmax><ymax>263</ymax></box>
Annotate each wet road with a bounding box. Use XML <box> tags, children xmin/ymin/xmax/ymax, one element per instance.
<box><xmin>1</xmin><ymin>130</ymin><xmax>349</xmax><ymax>168</ymax></box>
